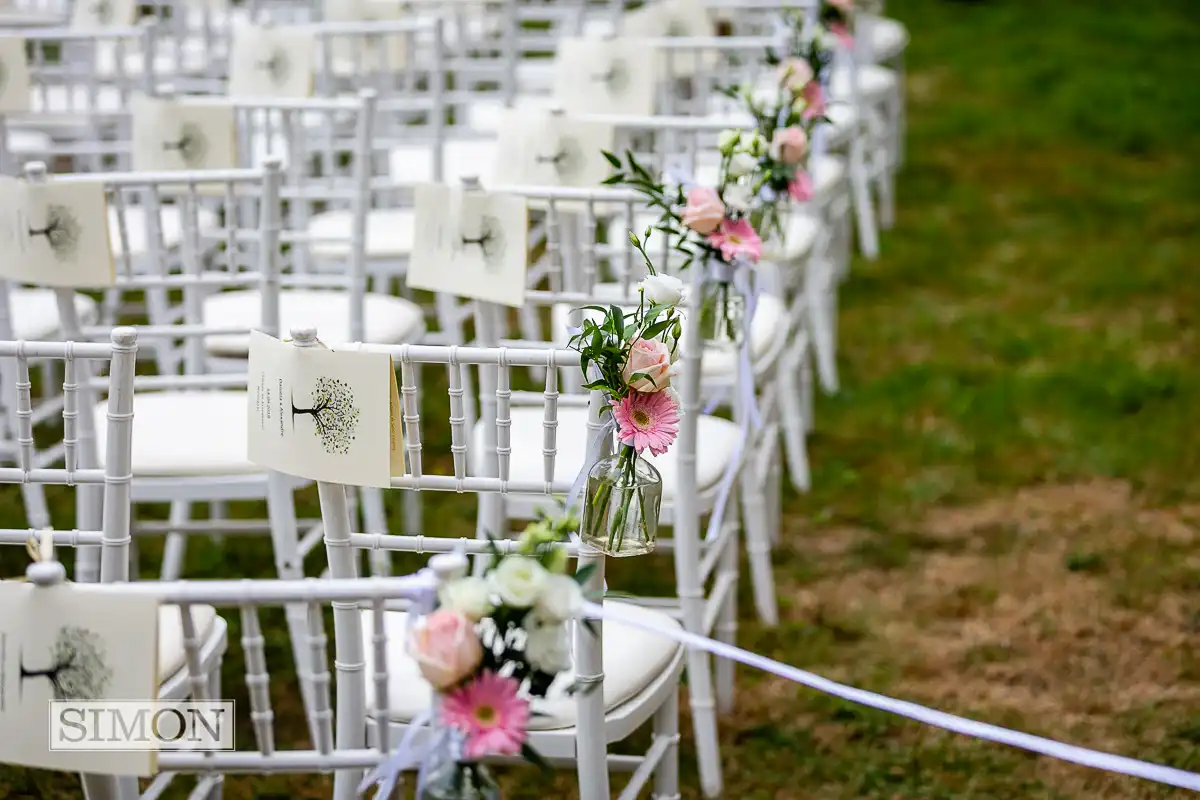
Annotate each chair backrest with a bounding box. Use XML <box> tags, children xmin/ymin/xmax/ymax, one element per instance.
<box><xmin>0</xmin><ymin>326</ymin><xmax>138</xmax><ymax>581</ymax></box>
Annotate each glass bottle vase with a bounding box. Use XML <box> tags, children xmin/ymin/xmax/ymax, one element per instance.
<box><xmin>580</xmin><ymin>450</ymin><xmax>663</xmax><ymax>557</ymax></box>
<box><xmin>419</xmin><ymin>761</ymin><xmax>501</xmax><ymax>800</ymax></box>
<box><xmin>698</xmin><ymin>263</ymin><xmax>745</xmax><ymax>347</ymax></box>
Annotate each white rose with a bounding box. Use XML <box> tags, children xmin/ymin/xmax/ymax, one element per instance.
<box><xmin>726</xmin><ymin>151</ymin><xmax>758</xmax><ymax>179</ymax></box>
<box><xmin>438</xmin><ymin>576</ymin><xmax>494</xmax><ymax>621</ymax></box>
<box><xmin>717</xmin><ymin>128</ymin><xmax>742</xmax><ymax>155</ymax></box>
<box><xmin>535</xmin><ymin>574</ymin><xmax>583</xmax><ymax>622</ymax></box>
<box><xmin>489</xmin><ymin>555</ymin><xmax>548</xmax><ymax>608</ymax></box>
<box><xmin>723</xmin><ymin>181</ymin><xmax>755</xmax><ymax>213</ymax></box>
<box><xmin>639</xmin><ymin>273</ymin><xmax>685</xmax><ymax>306</ymax></box>
<box><xmin>524</xmin><ymin>612</ymin><xmax>572</xmax><ymax>673</ymax></box>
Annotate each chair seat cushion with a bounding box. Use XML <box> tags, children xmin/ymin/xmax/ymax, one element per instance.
<box><xmin>7</xmin><ymin>128</ymin><xmax>52</xmax><ymax>155</ymax></box>
<box><xmin>389</xmin><ymin>139</ymin><xmax>499</xmax><ymax>186</ymax></box>
<box><xmin>108</xmin><ymin>205</ymin><xmax>219</xmax><ymax>258</ymax></box>
<box><xmin>95</xmin><ymin>391</ymin><xmax>259</xmax><ymax>476</ymax></box>
<box><xmin>158</xmin><ymin>605</ymin><xmax>219</xmax><ymax>680</ymax></box>
<box><xmin>761</xmin><ymin>212</ymin><xmax>822</xmax><ymax>264</ymax></box>
<box><xmin>829</xmin><ymin>63</ymin><xmax>898</xmax><ymax>102</ymax></box>
<box><xmin>202</xmin><ymin>289</ymin><xmax>425</xmax><ymax>355</ymax></box>
<box><xmin>471</xmin><ymin>405</ymin><xmax>741</xmax><ymax>499</ymax></box>
<box><xmin>8</xmin><ymin>288</ymin><xmax>97</xmax><ymax>339</ymax></box>
<box><xmin>868</xmin><ymin>16</ymin><xmax>909</xmax><ymax>62</ymax></box>
<box><xmin>306</xmin><ymin>209</ymin><xmax>416</xmax><ymax>259</ymax></box>
<box><xmin>550</xmin><ymin>283</ymin><xmax>789</xmax><ymax>379</ymax></box>
<box><xmin>362</xmin><ymin>600</ymin><xmax>681</xmax><ymax>729</ymax></box>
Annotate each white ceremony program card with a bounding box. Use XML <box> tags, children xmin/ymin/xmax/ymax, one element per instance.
<box><xmin>0</xmin><ymin>176</ymin><xmax>115</xmax><ymax>288</ymax></box>
<box><xmin>492</xmin><ymin>109</ymin><xmax>616</xmax><ymax>190</ymax></box>
<box><xmin>70</xmin><ymin>0</ymin><xmax>137</xmax><ymax>29</ymax></box>
<box><xmin>131</xmin><ymin>95</ymin><xmax>239</xmax><ymax>172</ymax></box>
<box><xmin>228</xmin><ymin>23</ymin><xmax>315</xmax><ymax>99</ymax></box>
<box><xmin>0</xmin><ymin>580</ymin><xmax>158</xmax><ymax>775</ymax></box>
<box><xmin>0</xmin><ymin>37</ymin><xmax>31</xmax><ymax>114</ymax></box>
<box><xmin>552</xmin><ymin>36</ymin><xmax>659</xmax><ymax>117</ymax></box>
<box><xmin>408</xmin><ymin>183</ymin><xmax>529</xmax><ymax>308</ymax></box>
<box><xmin>247</xmin><ymin>331</ymin><xmax>404</xmax><ymax>488</ymax></box>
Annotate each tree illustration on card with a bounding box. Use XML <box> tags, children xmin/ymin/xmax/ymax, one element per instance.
<box><xmin>534</xmin><ymin>135</ymin><xmax>584</xmax><ymax>181</ymax></box>
<box><xmin>256</xmin><ymin>48</ymin><xmax>292</xmax><ymax>87</ymax></box>
<box><xmin>161</xmin><ymin>122</ymin><xmax>211</xmax><ymax>168</ymax></box>
<box><xmin>460</xmin><ymin>214</ymin><xmax>507</xmax><ymax>270</ymax></box>
<box><xmin>292</xmin><ymin>376</ymin><xmax>361</xmax><ymax>456</ymax></box>
<box><xmin>594</xmin><ymin>57</ymin><xmax>631</xmax><ymax>96</ymax></box>
<box><xmin>19</xmin><ymin>624</ymin><xmax>113</xmax><ymax>701</ymax></box>
<box><xmin>28</xmin><ymin>204</ymin><xmax>82</xmax><ymax>262</ymax></box>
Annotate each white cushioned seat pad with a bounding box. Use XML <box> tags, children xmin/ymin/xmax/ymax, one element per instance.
<box><xmin>306</xmin><ymin>208</ymin><xmax>415</xmax><ymax>259</ymax></box>
<box><xmin>94</xmin><ymin>391</ymin><xmax>260</xmax><ymax>476</ymax></box>
<box><xmin>829</xmin><ymin>63</ymin><xmax>898</xmax><ymax>101</ymax></box>
<box><xmin>389</xmin><ymin>139</ymin><xmax>499</xmax><ymax>186</ymax></box>
<box><xmin>108</xmin><ymin>206</ymin><xmax>219</xmax><ymax>257</ymax></box>
<box><xmin>7</xmin><ymin>128</ymin><xmax>52</xmax><ymax>154</ymax></box>
<box><xmin>362</xmin><ymin>600</ymin><xmax>681</xmax><ymax>729</ymax></box>
<box><xmin>471</xmin><ymin>405</ymin><xmax>740</xmax><ymax>499</ymax></box>
<box><xmin>203</xmin><ymin>289</ymin><xmax>425</xmax><ymax>355</ymax></box>
<box><xmin>550</xmin><ymin>282</ymin><xmax>788</xmax><ymax>378</ymax></box>
<box><xmin>868</xmin><ymin>16</ymin><xmax>909</xmax><ymax>61</ymax></box>
<box><xmin>9</xmin><ymin>288</ymin><xmax>97</xmax><ymax>339</ymax></box>
<box><xmin>761</xmin><ymin>212</ymin><xmax>821</xmax><ymax>263</ymax></box>
<box><xmin>158</xmin><ymin>605</ymin><xmax>219</xmax><ymax>680</ymax></box>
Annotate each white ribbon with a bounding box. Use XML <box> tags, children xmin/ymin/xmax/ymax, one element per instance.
<box><xmin>581</xmin><ymin>601</ymin><xmax>1200</xmax><ymax>792</ymax></box>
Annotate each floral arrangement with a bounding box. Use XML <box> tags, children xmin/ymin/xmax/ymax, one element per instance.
<box><xmin>601</xmin><ymin>146</ymin><xmax>765</xmax><ymax>345</ymax></box>
<box><xmin>565</xmin><ymin>237</ymin><xmax>687</xmax><ymax>555</ymax></box>
<box><xmin>719</xmin><ymin>10</ymin><xmax>834</xmax><ymax>241</ymax></box>
<box><xmin>405</xmin><ymin>515</ymin><xmax>593</xmax><ymax>798</ymax></box>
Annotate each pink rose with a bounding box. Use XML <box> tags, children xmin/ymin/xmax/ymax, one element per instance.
<box><xmin>771</xmin><ymin>126</ymin><xmax>808</xmax><ymax>165</ymax></box>
<box><xmin>680</xmin><ymin>186</ymin><xmax>725</xmax><ymax>235</ymax></box>
<box><xmin>408</xmin><ymin>609</ymin><xmax>482</xmax><ymax>690</ymax></box>
<box><xmin>801</xmin><ymin>81</ymin><xmax>827</xmax><ymax>121</ymax></box>
<box><xmin>787</xmin><ymin>171</ymin><xmax>814</xmax><ymax>202</ymax></box>
<box><xmin>622</xmin><ymin>338</ymin><xmax>673</xmax><ymax>393</ymax></box>
<box><xmin>780</xmin><ymin>58</ymin><xmax>814</xmax><ymax>93</ymax></box>
<box><xmin>827</xmin><ymin>0</ymin><xmax>854</xmax><ymax>10</ymax></box>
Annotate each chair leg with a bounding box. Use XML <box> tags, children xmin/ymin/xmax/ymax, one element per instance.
<box><xmin>779</xmin><ymin>347</ymin><xmax>812</xmax><ymax>493</ymax></box>
<box><xmin>739</xmin><ymin>463</ymin><xmax>778</xmax><ymax>626</ymax></box>
<box><xmin>848</xmin><ymin>136</ymin><xmax>881</xmax><ymax>260</ymax></box>
<box><xmin>651</xmin><ymin>690</ymin><xmax>681</xmax><ymax>800</ymax></box>
<box><xmin>265</xmin><ymin>474</ymin><xmax>321</xmax><ymax>745</ymax></box>
<box><xmin>807</xmin><ymin>272</ymin><xmax>840</xmax><ymax>395</ymax></box>
<box><xmin>715</xmin><ymin>508</ymin><xmax>739</xmax><ymax>710</ymax></box>
<box><xmin>160</xmin><ymin>500</ymin><xmax>192</xmax><ymax>581</ymax></box>
<box><xmin>79</xmin><ymin>775</ymin><xmax>128</xmax><ymax>800</ymax></box>
<box><xmin>20</xmin><ymin>482</ymin><xmax>51</xmax><ymax>529</ymax></box>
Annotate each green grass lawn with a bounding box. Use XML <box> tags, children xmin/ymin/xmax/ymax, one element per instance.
<box><xmin>3</xmin><ymin>0</ymin><xmax>1199</xmax><ymax>797</ymax></box>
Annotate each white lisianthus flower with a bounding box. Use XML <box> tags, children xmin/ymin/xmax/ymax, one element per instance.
<box><xmin>717</xmin><ymin>128</ymin><xmax>742</xmax><ymax>155</ymax></box>
<box><xmin>723</xmin><ymin>181</ymin><xmax>755</xmax><ymax>213</ymax></box>
<box><xmin>438</xmin><ymin>576</ymin><xmax>494</xmax><ymax>621</ymax></box>
<box><xmin>489</xmin><ymin>555</ymin><xmax>548</xmax><ymax>608</ymax></box>
<box><xmin>524</xmin><ymin>611</ymin><xmax>572</xmax><ymax>673</ymax></box>
<box><xmin>726</xmin><ymin>151</ymin><xmax>758</xmax><ymax>179</ymax></box>
<box><xmin>639</xmin><ymin>273</ymin><xmax>685</xmax><ymax>306</ymax></box>
<box><xmin>535</xmin><ymin>574</ymin><xmax>584</xmax><ymax>622</ymax></box>
<box><xmin>747</xmin><ymin>131</ymin><xmax>770</xmax><ymax>158</ymax></box>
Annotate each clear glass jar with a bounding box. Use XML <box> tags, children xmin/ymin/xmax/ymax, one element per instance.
<box><xmin>697</xmin><ymin>274</ymin><xmax>746</xmax><ymax>347</ymax></box>
<box><xmin>419</xmin><ymin>760</ymin><xmax>502</xmax><ymax>800</ymax></box>
<box><xmin>580</xmin><ymin>450</ymin><xmax>663</xmax><ymax>557</ymax></box>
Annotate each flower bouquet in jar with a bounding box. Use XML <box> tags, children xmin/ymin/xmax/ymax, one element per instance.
<box><xmin>601</xmin><ymin>146</ymin><xmax>765</xmax><ymax>346</ymax></box>
<box><xmin>404</xmin><ymin>518</ymin><xmax>595</xmax><ymax>799</ymax></box>
<box><xmin>566</xmin><ymin>238</ymin><xmax>687</xmax><ymax>556</ymax></box>
<box><xmin>719</xmin><ymin>10</ymin><xmax>833</xmax><ymax>246</ymax></box>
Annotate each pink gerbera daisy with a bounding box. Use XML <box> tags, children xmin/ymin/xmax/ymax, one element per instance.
<box><xmin>611</xmin><ymin>390</ymin><xmax>680</xmax><ymax>456</ymax></box>
<box><xmin>441</xmin><ymin>671</ymin><xmax>530</xmax><ymax>759</ymax></box>
<box><xmin>788</xmin><ymin>171</ymin><xmax>814</xmax><ymax>202</ymax></box>
<box><xmin>707</xmin><ymin>217</ymin><xmax>763</xmax><ymax>264</ymax></box>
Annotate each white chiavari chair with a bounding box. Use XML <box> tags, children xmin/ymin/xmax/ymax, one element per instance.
<box><xmin>0</xmin><ymin>325</ymin><xmax>229</xmax><ymax>800</ymax></box>
<box><xmin>285</xmin><ymin>327</ymin><xmax>690</xmax><ymax>800</ymax></box>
